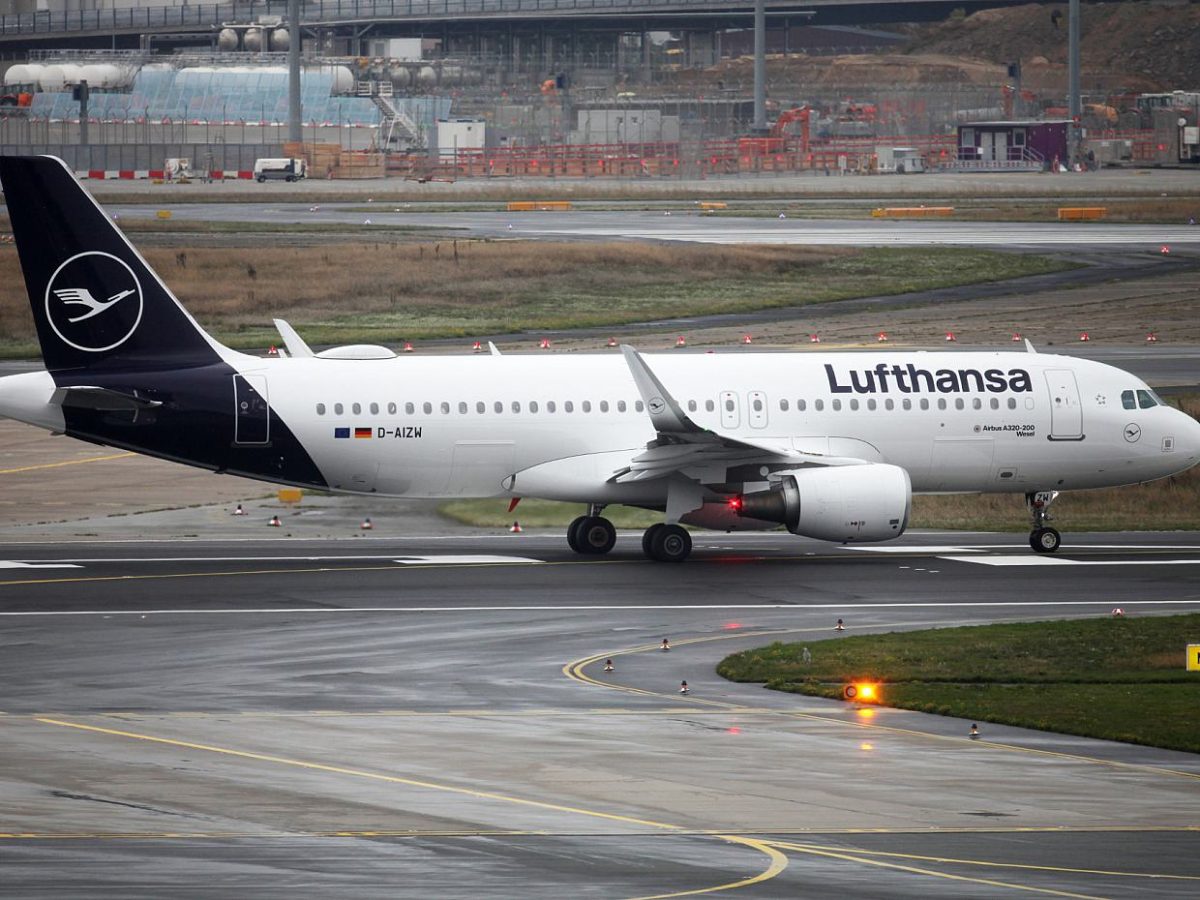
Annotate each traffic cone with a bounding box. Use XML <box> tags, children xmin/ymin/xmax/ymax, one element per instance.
<box><xmin>232</xmin><ymin>503</ymin><xmax>246</xmax><ymax>516</ymax></box>
<box><xmin>661</xmin><ymin>638</ymin><xmax>671</xmax><ymax>652</ymax></box>
<box><xmin>742</xmin><ymin>334</ymin><xmax>753</xmax><ymax>345</ymax></box>
<box><xmin>267</xmin><ymin>515</ymin><xmax>282</xmax><ymax>527</ymax></box>
<box><xmin>403</xmin><ymin>341</ymin><xmax>414</xmax><ymax>352</ymax></box>
<box><xmin>675</xmin><ymin>335</ymin><xmax>686</xmax><ymax>348</ymax></box>
<box><xmin>945</xmin><ymin>331</ymin><xmax>956</xmax><ymax>342</ymax></box>
<box><xmin>1011</xmin><ymin>332</ymin><xmax>1022</xmax><ymax>342</ymax></box>
<box><xmin>969</xmin><ymin>723</ymin><xmax>980</xmax><ymax>739</ymax></box>
<box><xmin>835</xmin><ymin>618</ymin><xmax>845</xmax><ymax>632</ymax></box>
<box><xmin>360</xmin><ymin>517</ymin><xmax>373</xmax><ymax>530</ymax></box>
<box><xmin>472</xmin><ymin>340</ymin><xmax>483</xmax><ymax>353</ymax></box>
<box><xmin>509</xmin><ymin>521</ymin><xmax>522</xmax><ymax>533</ymax></box>
<box><xmin>607</xmin><ymin>337</ymin><xmax>618</xmax><ymax>348</ymax></box>
<box><xmin>809</xmin><ymin>333</ymin><xmax>821</xmax><ymax>343</ymax></box>
<box><xmin>1146</xmin><ymin>333</ymin><xmax>1159</xmax><ymax>343</ymax></box>
<box><xmin>539</xmin><ymin>338</ymin><xmax>551</xmax><ymax>350</ymax></box>
<box><xmin>1111</xmin><ymin>607</ymin><xmax>1125</xmax><ymax>617</ymax></box>
<box><xmin>1079</xmin><ymin>332</ymin><xmax>1090</xmax><ymax>342</ymax></box>
<box><xmin>876</xmin><ymin>331</ymin><xmax>888</xmax><ymax>343</ymax></box>
<box><xmin>267</xmin><ymin>345</ymin><xmax>278</xmax><ymax>356</ymax></box>
<box><xmin>1161</xmin><ymin>245</ymin><xmax>1170</xmax><ymax>254</ymax></box>
<box><xmin>679</xmin><ymin>680</ymin><xmax>689</xmax><ymax>695</ymax></box>
<box><xmin>604</xmin><ymin>659</ymin><xmax>614</xmax><ymax>672</ymax></box>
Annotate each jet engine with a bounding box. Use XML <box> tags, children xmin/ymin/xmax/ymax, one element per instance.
<box><xmin>736</xmin><ymin>463</ymin><xmax>911</xmax><ymax>543</ymax></box>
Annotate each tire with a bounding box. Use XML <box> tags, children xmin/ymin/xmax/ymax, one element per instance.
<box><xmin>286</xmin><ymin>175</ymin><xmax>295</xmax><ymax>182</ymax></box>
<box><xmin>577</xmin><ymin>516</ymin><xmax>616</xmax><ymax>555</ymax></box>
<box><xmin>256</xmin><ymin>176</ymin><xmax>266</xmax><ymax>183</ymax></box>
<box><xmin>1030</xmin><ymin>527</ymin><xmax>1061</xmax><ymax>553</ymax></box>
<box><xmin>566</xmin><ymin>515</ymin><xmax>588</xmax><ymax>553</ymax></box>
<box><xmin>651</xmin><ymin>524</ymin><xmax>692</xmax><ymax>563</ymax></box>
<box><xmin>642</xmin><ymin>523</ymin><xmax>665</xmax><ymax>559</ymax></box>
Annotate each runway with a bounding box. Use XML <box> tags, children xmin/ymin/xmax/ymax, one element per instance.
<box><xmin>2</xmin><ymin>530</ymin><xmax>1199</xmax><ymax>898</ymax></box>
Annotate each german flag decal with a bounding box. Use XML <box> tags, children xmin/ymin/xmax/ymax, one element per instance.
<box><xmin>354</xmin><ymin>427</ymin><xmax>373</xmax><ymax>439</ymax></box>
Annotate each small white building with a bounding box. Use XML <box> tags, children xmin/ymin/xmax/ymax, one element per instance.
<box><xmin>436</xmin><ymin>118</ymin><xmax>486</xmax><ymax>159</ymax></box>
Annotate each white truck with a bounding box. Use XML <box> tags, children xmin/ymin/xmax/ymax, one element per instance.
<box><xmin>253</xmin><ymin>158</ymin><xmax>307</xmax><ymax>182</ymax></box>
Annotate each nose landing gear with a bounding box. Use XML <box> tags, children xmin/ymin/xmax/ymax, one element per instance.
<box><xmin>1027</xmin><ymin>490</ymin><xmax>1061</xmax><ymax>553</ymax></box>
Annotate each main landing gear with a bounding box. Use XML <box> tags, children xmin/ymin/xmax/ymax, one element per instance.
<box><xmin>565</xmin><ymin>507</ymin><xmax>694</xmax><ymax>562</ymax></box>
<box><xmin>566</xmin><ymin>506</ymin><xmax>616</xmax><ymax>555</ymax></box>
<box><xmin>1026</xmin><ymin>490</ymin><xmax>1061</xmax><ymax>553</ymax></box>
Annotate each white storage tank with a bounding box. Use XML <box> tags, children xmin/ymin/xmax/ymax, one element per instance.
<box><xmin>270</xmin><ymin>28</ymin><xmax>290</xmax><ymax>52</ymax></box>
<box><xmin>3</xmin><ymin>64</ymin><xmax>32</xmax><ymax>87</ymax></box>
<box><xmin>39</xmin><ymin>65</ymin><xmax>66</xmax><ymax>92</ymax></box>
<box><xmin>243</xmin><ymin>27</ymin><xmax>263</xmax><ymax>52</ymax></box>
<box><xmin>217</xmin><ymin>28</ymin><xmax>240</xmax><ymax>51</ymax></box>
<box><xmin>58</xmin><ymin>64</ymin><xmax>83</xmax><ymax>85</ymax></box>
<box><xmin>416</xmin><ymin>65</ymin><xmax>437</xmax><ymax>87</ymax></box>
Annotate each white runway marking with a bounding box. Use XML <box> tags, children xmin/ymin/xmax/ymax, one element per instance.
<box><xmin>392</xmin><ymin>555</ymin><xmax>544</xmax><ymax>565</ymax></box>
<box><xmin>941</xmin><ymin>555</ymin><xmax>1200</xmax><ymax>567</ymax></box>
<box><xmin>3</xmin><ymin>600</ymin><xmax>1198</xmax><ymax>617</ymax></box>
<box><xmin>0</xmin><ymin>561</ymin><xmax>82</xmax><ymax>569</ymax></box>
<box><xmin>846</xmin><ymin>546</ymin><xmax>982</xmax><ymax>554</ymax></box>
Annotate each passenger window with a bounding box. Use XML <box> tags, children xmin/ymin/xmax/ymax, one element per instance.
<box><xmin>564</xmin><ymin>401</ymin><xmax>573</xmax><ymax>413</ymax></box>
<box><xmin>884</xmin><ymin>399</ymin><xmax>893</xmax><ymax>411</ymax></box>
<box><xmin>752</xmin><ymin>398</ymin><xmax>763</xmax><ymax>412</ymax></box>
<box><xmin>920</xmin><ymin>399</ymin><xmax>929</xmax><ymax>411</ymax></box>
<box><xmin>582</xmin><ymin>401</ymin><xmax>592</xmax><ymax>413</ymax></box>
<box><xmin>973</xmin><ymin>398</ymin><xmax>982</xmax><ymax>410</ymax></box>
<box><xmin>388</xmin><ymin>402</ymin><xmax>397</xmax><ymax>415</ymax></box>
<box><xmin>955</xmin><ymin>399</ymin><xmax>964</xmax><ymax>410</ymax></box>
<box><xmin>635</xmin><ymin>400</ymin><xmax>644</xmax><ymax>412</ymax></box>
<box><xmin>868</xmin><ymin>399</ymin><xmax>877</xmax><ymax>411</ymax></box>
<box><xmin>423</xmin><ymin>402</ymin><xmax>432</xmax><ymax>414</ymax></box>
<box><xmin>1121</xmin><ymin>390</ymin><xmax>1136</xmax><ymax>410</ymax></box>
<box><xmin>798</xmin><ymin>399</ymin><xmax>806</xmax><ymax>412</ymax></box>
<box><xmin>547</xmin><ymin>401</ymin><xmax>556</xmax><ymax>413</ymax></box>
<box><xmin>687</xmin><ymin>400</ymin><xmax>697</xmax><ymax>412</ymax></box>
<box><xmin>705</xmin><ymin>400</ymin><xmax>715</xmax><ymax>412</ymax></box>
<box><xmin>814</xmin><ymin>399</ymin><xmax>824</xmax><ymax>411</ymax></box>
<box><xmin>458</xmin><ymin>402</ymin><xmax>468</xmax><ymax>414</ymax></box>
<box><xmin>1137</xmin><ymin>390</ymin><xmax>1157</xmax><ymax>409</ymax></box>
<box><xmin>316</xmin><ymin>403</ymin><xmax>326</xmax><ymax>415</ymax></box>
<box><xmin>938</xmin><ymin>399</ymin><xmax>947</xmax><ymax>410</ymax></box>
<box><xmin>1007</xmin><ymin>398</ymin><xmax>1016</xmax><ymax>410</ymax></box>
<box><xmin>370</xmin><ymin>402</ymin><xmax>379</xmax><ymax>415</ymax></box>
<box><xmin>334</xmin><ymin>403</ymin><xmax>344</xmax><ymax>415</ymax></box>
<box><xmin>849</xmin><ymin>399</ymin><xmax>859</xmax><ymax>411</ymax></box>
<box><xmin>352</xmin><ymin>402</ymin><xmax>362</xmax><ymax>415</ymax></box>
<box><xmin>989</xmin><ymin>398</ymin><xmax>998</xmax><ymax>410</ymax></box>
<box><xmin>779</xmin><ymin>399</ymin><xmax>789</xmax><ymax>412</ymax></box>
<box><xmin>512</xmin><ymin>401</ymin><xmax>521</xmax><ymax>413</ymax></box>
<box><xmin>832</xmin><ymin>399</ymin><xmax>842</xmax><ymax>411</ymax></box>
<box><xmin>494</xmin><ymin>401</ymin><xmax>503</xmax><ymax>414</ymax></box>
<box><xmin>530</xmin><ymin>401</ymin><xmax>539</xmax><ymax>413</ymax></box>
<box><xmin>476</xmin><ymin>401</ymin><xmax>485</xmax><ymax>414</ymax></box>
<box><xmin>618</xmin><ymin>400</ymin><xmax>627</xmax><ymax>412</ymax></box>
<box><xmin>724</xmin><ymin>398</ymin><xmax>735</xmax><ymax>412</ymax></box>
<box><xmin>902</xmin><ymin>399</ymin><xmax>911</xmax><ymax>410</ymax></box>
<box><xmin>600</xmin><ymin>401</ymin><xmax>609</xmax><ymax>413</ymax></box>
<box><xmin>405</xmin><ymin>402</ymin><xmax>415</xmax><ymax>414</ymax></box>
<box><xmin>441</xmin><ymin>402</ymin><xmax>451</xmax><ymax>414</ymax></box>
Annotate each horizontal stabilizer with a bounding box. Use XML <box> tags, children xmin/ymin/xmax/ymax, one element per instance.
<box><xmin>51</xmin><ymin>385</ymin><xmax>163</xmax><ymax>412</ymax></box>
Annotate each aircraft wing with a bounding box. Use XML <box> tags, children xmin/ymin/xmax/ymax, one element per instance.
<box><xmin>612</xmin><ymin>345</ymin><xmax>866</xmax><ymax>483</ymax></box>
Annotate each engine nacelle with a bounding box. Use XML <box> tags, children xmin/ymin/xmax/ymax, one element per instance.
<box><xmin>736</xmin><ymin>463</ymin><xmax>911</xmax><ymax>543</ymax></box>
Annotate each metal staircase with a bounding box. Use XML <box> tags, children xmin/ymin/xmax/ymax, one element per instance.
<box><xmin>367</xmin><ymin>86</ymin><xmax>425</xmax><ymax>151</ymax></box>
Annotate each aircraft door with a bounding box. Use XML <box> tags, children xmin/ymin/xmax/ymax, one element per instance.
<box><xmin>719</xmin><ymin>391</ymin><xmax>740</xmax><ymax>429</ymax></box>
<box><xmin>1045</xmin><ymin>369</ymin><xmax>1084</xmax><ymax>440</ymax></box>
<box><xmin>747</xmin><ymin>391</ymin><xmax>768</xmax><ymax>429</ymax></box>
<box><xmin>233</xmin><ymin>374</ymin><xmax>270</xmax><ymax>445</ymax></box>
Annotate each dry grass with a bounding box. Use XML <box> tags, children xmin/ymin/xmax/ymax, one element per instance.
<box><xmin>0</xmin><ymin>240</ymin><xmax>1064</xmax><ymax>352</ymax></box>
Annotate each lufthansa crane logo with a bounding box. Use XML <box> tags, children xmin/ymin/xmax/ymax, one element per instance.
<box><xmin>44</xmin><ymin>251</ymin><xmax>143</xmax><ymax>352</ymax></box>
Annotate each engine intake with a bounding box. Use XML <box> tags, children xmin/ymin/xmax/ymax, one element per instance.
<box><xmin>737</xmin><ymin>463</ymin><xmax>911</xmax><ymax>543</ymax></box>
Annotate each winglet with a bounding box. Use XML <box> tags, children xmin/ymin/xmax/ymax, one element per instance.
<box><xmin>273</xmin><ymin>318</ymin><xmax>314</xmax><ymax>358</ymax></box>
<box><xmin>620</xmin><ymin>344</ymin><xmax>702</xmax><ymax>435</ymax></box>
<box><xmin>488</xmin><ymin>341</ymin><xmax>502</xmax><ymax>357</ymax></box>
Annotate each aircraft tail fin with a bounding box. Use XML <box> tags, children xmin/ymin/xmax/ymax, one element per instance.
<box><xmin>0</xmin><ymin>155</ymin><xmax>226</xmax><ymax>374</ymax></box>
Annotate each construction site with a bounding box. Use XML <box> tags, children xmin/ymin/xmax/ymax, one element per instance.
<box><xmin>0</xmin><ymin>2</ymin><xmax>1198</xmax><ymax>179</ymax></box>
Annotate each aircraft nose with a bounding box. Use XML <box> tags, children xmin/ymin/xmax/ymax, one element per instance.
<box><xmin>1174</xmin><ymin>409</ymin><xmax>1200</xmax><ymax>465</ymax></box>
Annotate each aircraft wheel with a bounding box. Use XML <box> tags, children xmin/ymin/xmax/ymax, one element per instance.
<box><xmin>566</xmin><ymin>515</ymin><xmax>589</xmax><ymax>553</ymax></box>
<box><xmin>577</xmin><ymin>516</ymin><xmax>616</xmax><ymax>555</ymax></box>
<box><xmin>642</xmin><ymin>523</ymin><xmax>665</xmax><ymax>559</ymax></box>
<box><xmin>1030</xmin><ymin>527</ymin><xmax>1061</xmax><ymax>553</ymax></box>
<box><xmin>651</xmin><ymin>524</ymin><xmax>692</xmax><ymax>563</ymax></box>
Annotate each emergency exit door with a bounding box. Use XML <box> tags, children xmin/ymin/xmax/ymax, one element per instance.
<box><xmin>1045</xmin><ymin>369</ymin><xmax>1083</xmax><ymax>440</ymax></box>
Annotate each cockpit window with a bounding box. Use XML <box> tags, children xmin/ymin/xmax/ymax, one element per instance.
<box><xmin>1121</xmin><ymin>390</ymin><xmax>1136</xmax><ymax>410</ymax></box>
<box><xmin>1137</xmin><ymin>389</ymin><xmax>1159</xmax><ymax>409</ymax></box>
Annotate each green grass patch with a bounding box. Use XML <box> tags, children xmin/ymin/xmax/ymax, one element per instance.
<box><xmin>718</xmin><ymin>615</ymin><xmax>1200</xmax><ymax>753</ymax></box>
<box><xmin>440</xmin><ymin>498</ymin><xmax>662</xmax><ymax>529</ymax></box>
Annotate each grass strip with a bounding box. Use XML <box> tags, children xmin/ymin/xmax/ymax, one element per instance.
<box><xmin>717</xmin><ymin>614</ymin><xmax>1200</xmax><ymax>753</ymax></box>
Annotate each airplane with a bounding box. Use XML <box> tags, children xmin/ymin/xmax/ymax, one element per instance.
<box><xmin>1</xmin><ymin>154</ymin><xmax>1199</xmax><ymax>562</ymax></box>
